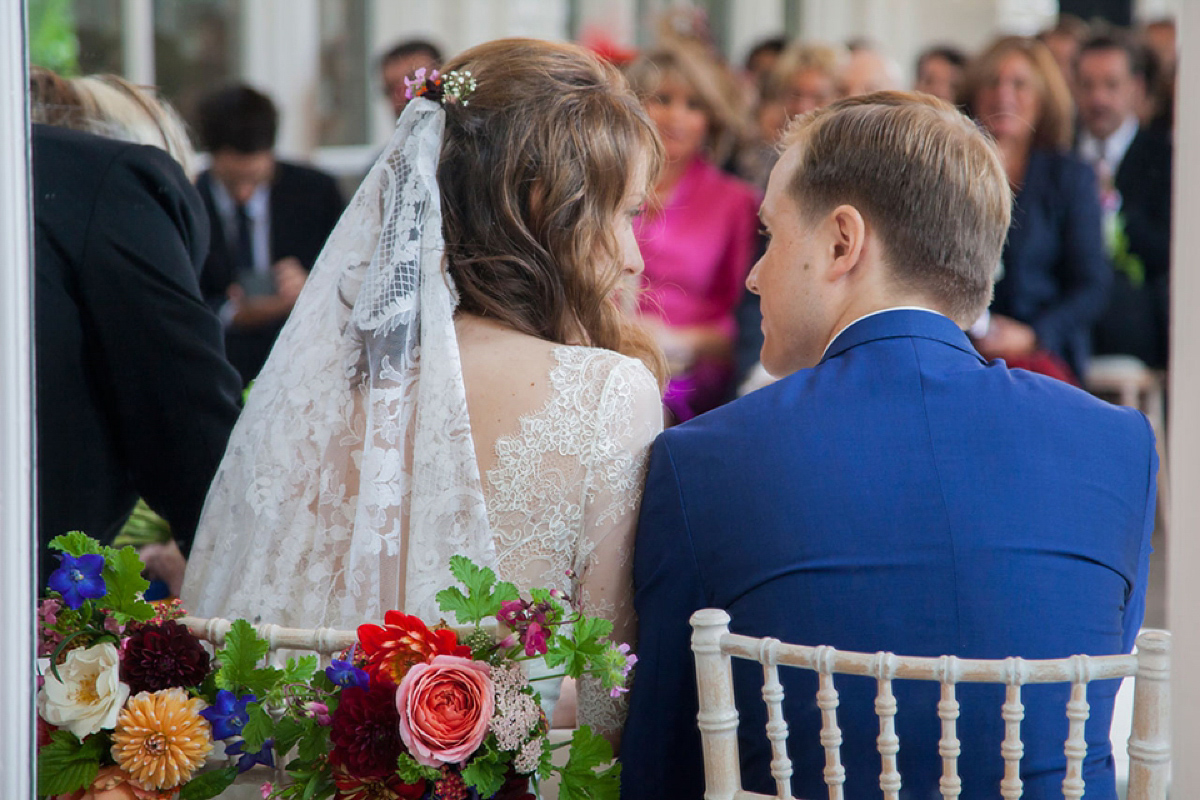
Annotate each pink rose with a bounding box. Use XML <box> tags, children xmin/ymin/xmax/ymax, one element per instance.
<box><xmin>396</xmin><ymin>655</ymin><xmax>494</xmax><ymax>767</ymax></box>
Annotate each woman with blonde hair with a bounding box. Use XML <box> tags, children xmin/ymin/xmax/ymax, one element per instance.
<box><xmin>31</xmin><ymin>68</ymin><xmax>197</xmax><ymax>176</ymax></box>
<box><xmin>961</xmin><ymin>36</ymin><xmax>1110</xmax><ymax>381</ymax></box>
<box><xmin>625</xmin><ymin>44</ymin><xmax>760</xmax><ymax>419</ymax></box>
<box><xmin>182</xmin><ymin>39</ymin><xmax>666</xmax><ymax>738</ymax></box>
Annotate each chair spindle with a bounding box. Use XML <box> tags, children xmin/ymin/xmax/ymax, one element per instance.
<box><xmin>872</xmin><ymin>651</ymin><xmax>902</xmax><ymax>800</ymax></box>
<box><xmin>937</xmin><ymin>656</ymin><xmax>962</xmax><ymax>800</ymax></box>
<box><xmin>814</xmin><ymin>645</ymin><xmax>846</xmax><ymax>800</ymax></box>
<box><xmin>999</xmin><ymin>657</ymin><xmax>1026</xmax><ymax>800</ymax></box>
<box><xmin>1061</xmin><ymin>655</ymin><xmax>1093</xmax><ymax>800</ymax></box>
<box><xmin>759</xmin><ymin>638</ymin><xmax>794</xmax><ymax>800</ymax></box>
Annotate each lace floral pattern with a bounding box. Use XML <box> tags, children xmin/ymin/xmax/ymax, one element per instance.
<box><xmin>486</xmin><ymin>347</ymin><xmax>662</xmax><ymax>733</ymax></box>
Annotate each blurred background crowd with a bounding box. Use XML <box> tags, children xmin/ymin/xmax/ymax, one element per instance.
<box><xmin>25</xmin><ymin>0</ymin><xmax>1177</xmax><ymax>611</ymax></box>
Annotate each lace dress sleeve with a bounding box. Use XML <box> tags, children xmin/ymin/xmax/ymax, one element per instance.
<box><xmin>573</xmin><ymin>356</ymin><xmax>664</xmax><ymax>738</ymax></box>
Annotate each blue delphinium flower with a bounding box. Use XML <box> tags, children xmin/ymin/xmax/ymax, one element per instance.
<box><xmin>225</xmin><ymin>739</ymin><xmax>275</xmax><ymax>773</ymax></box>
<box><xmin>325</xmin><ymin>658</ymin><xmax>369</xmax><ymax>689</ymax></box>
<box><xmin>200</xmin><ymin>689</ymin><xmax>256</xmax><ymax>739</ymax></box>
<box><xmin>47</xmin><ymin>553</ymin><xmax>106</xmax><ymax>610</ymax></box>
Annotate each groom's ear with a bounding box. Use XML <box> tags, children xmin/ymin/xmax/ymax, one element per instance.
<box><xmin>825</xmin><ymin>204</ymin><xmax>866</xmax><ymax>281</ymax></box>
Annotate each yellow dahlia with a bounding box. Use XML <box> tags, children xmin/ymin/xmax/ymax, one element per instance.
<box><xmin>111</xmin><ymin>687</ymin><xmax>214</xmax><ymax>791</ymax></box>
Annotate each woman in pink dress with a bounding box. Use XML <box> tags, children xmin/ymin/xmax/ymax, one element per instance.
<box><xmin>627</xmin><ymin>45</ymin><xmax>761</xmax><ymax>420</ymax></box>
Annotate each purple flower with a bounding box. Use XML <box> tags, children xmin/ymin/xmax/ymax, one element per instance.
<box><xmin>304</xmin><ymin>701</ymin><xmax>332</xmax><ymax>726</ymax></box>
<box><xmin>226</xmin><ymin>739</ymin><xmax>275</xmax><ymax>773</ymax></box>
<box><xmin>325</xmin><ymin>659</ymin><xmax>369</xmax><ymax>690</ymax></box>
<box><xmin>523</xmin><ymin>621</ymin><xmax>549</xmax><ymax>657</ymax></box>
<box><xmin>497</xmin><ymin>600</ymin><xmax>526</xmax><ymax>626</ymax></box>
<box><xmin>47</xmin><ymin>553</ymin><xmax>106</xmax><ymax>610</ymax></box>
<box><xmin>201</xmin><ymin>689</ymin><xmax>256</xmax><ymax>739</ymax></box>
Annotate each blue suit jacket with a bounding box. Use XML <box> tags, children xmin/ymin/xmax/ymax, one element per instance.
<box><xmin>622</xmin><ymin>310</ymin><xmax>1155</xmax><ymax>800</ymax></box>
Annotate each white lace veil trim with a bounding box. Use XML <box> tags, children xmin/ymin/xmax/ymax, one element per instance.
<box><xmin>181</xmin><ymin>98</ymin><xmax>497</xmax><ymax>627</ymax></box>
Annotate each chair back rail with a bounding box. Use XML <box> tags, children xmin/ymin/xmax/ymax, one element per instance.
<box><xmin>690</xmin><ymin>609</ymin><xmax>1171</xmax><ymax>800</ymax></box>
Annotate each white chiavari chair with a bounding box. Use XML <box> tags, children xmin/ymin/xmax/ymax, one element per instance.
<box><xmin>690</xmin><ymin>609</ymin><xmax>1171</xmax><ymax>800</ymax></box>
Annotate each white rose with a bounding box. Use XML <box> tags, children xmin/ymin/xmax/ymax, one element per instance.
<box><xmin>38</xmin><ymin>642</ymin><xmax>130</xmax><ymax>738</ymax></box>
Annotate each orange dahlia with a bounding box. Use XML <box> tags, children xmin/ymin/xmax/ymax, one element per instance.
<box><xmin>111</xmin><ymin>688</ymin><xmax>213</xmax><ymax>791</ymax></box>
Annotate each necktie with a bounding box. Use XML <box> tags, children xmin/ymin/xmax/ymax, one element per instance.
<box><xmin>234</xmin><ymin>204</ymin><xmax>255</xmax><ymax>275</ymax></box>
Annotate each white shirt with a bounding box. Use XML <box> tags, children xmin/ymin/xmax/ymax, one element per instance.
<box><xmin>209</xmin><ymin>179</ymin><xmax>272</xmax><ymax>276</ymax></box>
<box><xmin>1077</xmin><ymin>114</ymin><xmax>1140</xmax><ymax>177</ymax></box>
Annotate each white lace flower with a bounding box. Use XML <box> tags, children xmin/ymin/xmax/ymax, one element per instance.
<box><xmin>38</xmin><ymin>642</ymin><xmax>131</xmax><ymax>738</ymax></box>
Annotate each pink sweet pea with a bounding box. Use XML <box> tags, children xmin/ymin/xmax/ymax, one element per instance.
<box><xmin>396</xmin><ymin>655</ymin><xmax>494</xmax><ymax>767</ymax></box>
<box><xmin>523</xmin><ymin>621</ymin><xmax>548</xmax><ymax>657</ymax></box>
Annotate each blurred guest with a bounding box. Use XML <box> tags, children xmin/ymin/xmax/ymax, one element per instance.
<box><xmin>195</xmin><ymin>84</ymin><xmax>344</xmax><ymax>385</ymax></box>
<box><xmin>915</xmin><ymin>44</ymin><xmax>968</xmax><ymax>104</ymax></box>
<box><xmin>1037</xmin><ymin>14</ymin><xmax>1090</xmax><ymax>90</ymax></box>
<box><xmin>735</xmin><ymin>75</ymin><xmax>787</xmax><ymax>191</ymax></box>
<box><xmin>1139</xmin><ymin>20</ymin><xmax>1176</xmax><ymax>134</ymax></box>
<box><xmin>379</xmin><ymin>38</ymin><xmax>442</xmax><ymax>119</ymax></box>
<box><xmin>962</xmin><ymin>36</ymin><xmax>1111</xmax><ymax>381</ymax></box>
<box><xmin>743</xmin><ymin>35</ymin><xmax>787</xmax><ymax>88</ymax></box>
<box><xmin>29</xmin><ymin>70</ymin><xmax>241</xmax><ymax>593</ymax></box>
<box><xmin>840</xmin><ymin>40</ymin><xmax>901</xmax><ymax>97</ymax></box>
<box><xmin>627</xmin><ymin>45</ymin><xmax>760</xmax><ymax>420</ymax></box>
<box><xmin>1076</xmin><ymin>33</ymin><xmax>1172</xmax><ymax>369</ymax></box>
<box><xmin>775</xmin><ymin>42</ymin><xmax>846</xmax><ymax>121</ymax></box>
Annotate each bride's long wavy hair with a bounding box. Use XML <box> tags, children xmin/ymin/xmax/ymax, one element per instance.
<box><xmin>438</xmin><ymin>39</ymin><xmax>668</xmax><ymax>385</ymax></box>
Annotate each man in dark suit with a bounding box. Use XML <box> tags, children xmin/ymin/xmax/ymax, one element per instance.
<box><xmin>623</xmin><ymin>93</ymin><xmax>1156</xmax><ymax>800</ymax></box>
<box><xmin>1076</xmin><ymin>33</ymin><xmax>1172</xmax><ymax>369</ymax></box>
<box><xmin>194</xmin><ymin>84</ymin><xmax>344</xmax><ymax>384</ymax></box>
<box><xmin>33</xmin><ymin>124</ymin><xmax>243</xmax><ymax>588</ymax></box>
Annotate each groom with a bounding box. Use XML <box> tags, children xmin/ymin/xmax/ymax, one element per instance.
<box><xmin>622</xmin><ymin>93</ymin><xmax>1156</xmax><ymax>800</ymax></box>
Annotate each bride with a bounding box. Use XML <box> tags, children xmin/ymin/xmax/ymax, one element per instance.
<box><xmin>180</xmin><ymin>39</ymin><xmax>666</xmax><ymax>736</ymax></box>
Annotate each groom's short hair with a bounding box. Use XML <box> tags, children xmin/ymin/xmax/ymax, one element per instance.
<box><xmin>781</xmin><ymin>91</ymin><xmax>1011</xmax><ymax>325</ymax></box>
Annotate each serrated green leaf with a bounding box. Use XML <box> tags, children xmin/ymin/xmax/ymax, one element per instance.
<box><xmin>48</xmin><ymin>531</ymin><xmax>104</xmax><ymax>557</ymax></box>
<box><xmin>396</xmin><ymin>751</ymin><xmax>443</xmax><ymax>784</ymax></box>
<box><xmin>281</xmin><ymin>654</ymin><xmax>319</xmax><ymax>684</ymax></box>
<box><xmin>98</xmin><ymin>545</ymin><xmax>154</xmax><ymax>624</ymax></box>
<box><xmin>296</xmin><ymin>723</ymin><xmax>331</xmax><ymax>763</ymax></box>
<box><xmin>557</xmin><ymin>726</ymin><xmax>621</xmax><ymax>800</ymax></box>
<box><xmin>435</xmin><ymin>555</ymin><xmax>520</xmax><ymax>624</ymax></box>
<box><xmin>177</xmin><ymin>765</ymin><xmax>239</xmax><ymax>800</ymax></box>
<box><xmin>272</xmin><ymin>715</ymin><xmax>306</xmax><ymax>759</ymax></box>
<box><xmin>546</xmin><ymin>617</ymin><xmax>614</xmax><ymax>677</ymax></box>
<box><xmin>461</xmin><ymin>738</ymin><xmax>508</xmax><ymax>798</ymax></box>
<box><xmin>37</xmin><ymin>730</ymin><xmax>107</xmax><ymax>796</ymax></box>
<box><xmin>241</xmin><ymin>701</ymin><xmax>275</xmax><ymax>753</ymax></box>
<box><xmin>215</xmin><ymin>619</ymin><xmax>276</xmax><ymax>695</ymax></box>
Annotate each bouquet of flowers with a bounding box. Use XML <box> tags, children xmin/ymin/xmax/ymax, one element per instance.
<box><xmin>37</xmin><ymin>534</ymin><xmax>634</xmax><ymax>800</ymax></box>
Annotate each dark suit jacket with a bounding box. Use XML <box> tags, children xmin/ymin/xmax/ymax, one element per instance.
<box><xmin>624</xmin><ymin>310</ymin><xmax>1156</xmax><ymax>800</ymax></box>
<box><xmin>196</xmin><ymin>160</ymin><xmax>344</xmax><ymax>384</ymax></box>
<box><xmin>33</xmin><ymin>125</ymin><xmax>242</xmax><ymax>584</ymax></box>
<box><xmin>992</xmin><ymin>149</ymin><xmax>1112</xmax><ymax>379</ymax></box>
<box><xmin>1093</xmin><ymin>127</ymin><xmax>1173</xmax><ymax>368</ymax></box>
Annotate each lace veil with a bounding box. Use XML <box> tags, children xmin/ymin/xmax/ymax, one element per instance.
<box><xmin>181</xmin><ymin>99</ymin><xmax>496</xmax><ymax>628</ymax></box>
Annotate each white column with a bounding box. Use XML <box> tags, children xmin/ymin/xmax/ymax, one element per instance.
<box><xmin>121</xmin><ymin>0</ymin><xmax>155</xmax><ymax>85</ymax></box>
<box><xmin>1168</xmin><ymin>2</ymin><xmax>1200</xmax><ymax>790</ymax></box>
<box><xmin>241</xmin><ymin>0</ymin><xmax>322</xmax><ymax>158</ymax></box>
<box><xmin>0</xmin><ymin>0</ymin><xmax>35</xmax><ymax>797</ymax></box>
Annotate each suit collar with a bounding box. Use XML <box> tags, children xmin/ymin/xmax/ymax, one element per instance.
<box><xmin>819</xmin><ymin>308</ymin><xmax>984</xmax><ymax>365</ymax></box>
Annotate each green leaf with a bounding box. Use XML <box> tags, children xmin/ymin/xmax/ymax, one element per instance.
<box><xmin>461</xmin><ymin>737</ymin><xmax>508</xmax><ymax>797</ymax></box>
<box><xmin>281</xmin><ymin>655</ymin><xmax>319</xmax><ymax>685</ymax></box>
<box><xmin>37</xmin><ymin>730</ymin><xmax>107</xmax><ymax>796</ymax></box>
<box><xmin>396</xmin><ymin>751</ymin><xmax>443</xmax><ymax>784</ymax></box>
<box><xmin>272</xmin><ymin>715</ymin><xmax>306</xmax><ymax>760</ymax></box>
<box><xmin>48</xmin><ymin>531</ymin><xmax>103</xmax><ymax>557</ymax></box>
<box><xmin>556</xmin><ymin>726</ymin><xmax>621</xmax><ymax>800</ymax></box>
<box><xmin>241</xmin><ymin>701</ymin><xmax>275</xmax><ymax>753</ymax></box>
<box><xmin>178</xmin><ymin>765</ymin><xmax>239</xmax><ymax>800</ymax></box>
<box><xmin>435</xmin><ymin>555</ymin><xmax>520</xmax><ymax>624</ymax></box>
<box><xmin>545</xmin><ymin>616</ymin><xmax>613</xmax><ymax>677</ymax></box>
<box><xmin>215</xmin><ymin>619</ymin><xmax>281</xmax><ymax>696</ymax></box>
<box><xmin>97</xmin><ymin>545</ymin><xmax>155</xmax><ymax>624</ymax></box>
<box><xmin>296</xmin><ymin>722</ymin><xmax>331</xmax><ymax>764</ymax></box>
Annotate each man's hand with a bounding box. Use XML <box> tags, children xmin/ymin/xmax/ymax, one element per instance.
<box><xmin>974</xmin><ymin>314</ymin><xmax>1038</xmax><ymax>360</ymax></box>
<box><xmin>138</xmin><ymin>540</ymin><xmax>187</xmax><ymax>598</ymax></box>
<box><xmin>273</xmin><ymin>256</ymin><xmax>307</xmax><ymax>304</ymax></box>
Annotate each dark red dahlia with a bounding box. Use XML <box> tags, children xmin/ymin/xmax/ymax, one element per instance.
<box><xmin>330</xmin><ymin>680</ymin><xmax>408</xmax><ymax>780</ymax></box>
<box><xmin>330</xmin><ymin>746</ymin><xmax>426</xmax><ymax>800</ymax></box>
<box><xmin>120</xmin><ymin>619</ymin><xmax>211</xmax><ymax>694</ymax></box>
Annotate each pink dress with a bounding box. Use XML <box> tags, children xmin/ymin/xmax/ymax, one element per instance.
<box><xmin>635</xmin><ymin>157</ymin><xmax>761</xmax><ymax>419</ymax></box>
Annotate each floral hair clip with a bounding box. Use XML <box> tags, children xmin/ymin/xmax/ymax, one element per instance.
<box><xmin>403</xmin><ymin>68</ymin><xmax>477</xmax><ymax>106</ymax></box>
